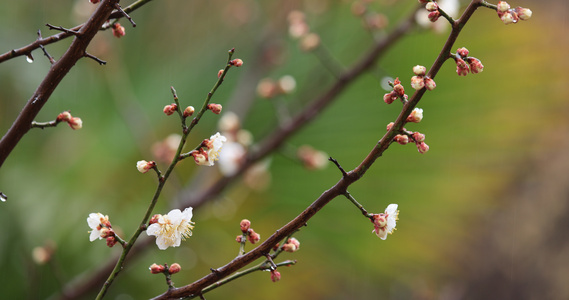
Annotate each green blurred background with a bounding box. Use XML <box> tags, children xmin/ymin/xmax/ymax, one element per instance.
<box><xmin>1</xmin><ymin>0</ymin><xmax>568</xmax><ymax>299</ymax></box>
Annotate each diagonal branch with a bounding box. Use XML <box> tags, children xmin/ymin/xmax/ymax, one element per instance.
<box><xmin>0</xmin><ymin>0</ymin><xmax>119</xmax><ymax>168</ymax></box>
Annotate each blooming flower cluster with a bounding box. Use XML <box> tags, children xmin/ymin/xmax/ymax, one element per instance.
<box><xmin>146</xmin><ymin>207</ymin><xmax>195</xmax><ymax>250</ymax></box>
<box><xmin>496</xmin><ymin>1</ymin><xmax>532</xmax><ymax>25</ymax></box>
<box><xmin>371</xmin><ymin>204</ymin><xmax>399</xmax><ymax>240</ymax></box>
<box><xmin>86</xmin><ymin>213</ymin><xmax>118</xmax><ymax>247</ymax></box>
<box><xmin>56</xmin><ymin>111</ymin><xmax>83</xmax><ymax>130</ymax></box>
<box><xmin>190</xmin><ymin>132</ymin><xmax>228</xmax><ymax>166</ymax></box>
<box><xmin>453</xmin><ymin>47</ymin><xmax>484</xmax><ymax>76</ymax></box>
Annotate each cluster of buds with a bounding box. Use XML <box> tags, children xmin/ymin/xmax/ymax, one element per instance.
<box><xmin>189</xmin><ymin>132</ymin><xmax>227</xmax><ymax>166</ymax></box>
<box><xmin>86</xmin><ymin>213</ymin><xmax>118</xmax><ymax>247</ymax></box>
<box><xmin>207</xmin><ymin>103</ymin><xmax>223</xmax><ymax>115</ymax></box>
<box><xmin>281</xmin><ymin>237</ymin><xmax>301</xmax><ymax>253</ymax></box>
<box><xmin>287</xmin><ymin>10</ymin><xmax>320</xmax><ymax>52</ymax></box>
<box><xmin>56</xmin><ymin>111</ymin><xmax>83</xmax><ymax>130</ymax></box>
<box><xmin>163</xmin><ymin>103</ymin><xmax>178</xmax><ymax>116</ymax></box>
<box><xmin>421</xmin><ymin>0</ymin><xmax>441</xmax><ymax>22</ymax></box>
<box><xmin>453</xmin><ymin>47</ymin><xmax>484</xmax><ymax>76</ymax></box>
<box><xmin>370</xmin><ymin>204</ymin><xmax>399</xmax><ymax>240</ymax></box>
<box><xmin>149</xmin><ymin>263</ymin><xmax>181</xmax><ymax>275</ymax></box>
<box><xmin>410</xmin><ymin>65</ymin><xmax>436</xmax><ymax>91</ymax></box>
<box><xmin>218</xmin><ymin>58</ymin><xmax>244</xmax><ymax>78</ymax></box>
<box><xmin>297</xmin><ymin>145</ymin><xmax>328</xmax><ymax>170</ymax></box>
<box><xmin>496</xmin><ymin>1</ymin><xmax>532</xmax><ymax>25</ymax></box>
<box><xmin>111</xmin><ymin>23</ymin><xmax>125</xmax><ymax>38</ymax></box>
<box><xmin>387</xmin><ymin>121</ymin><xmax>429</xmax><ymax>154</ymax></box>
<box><xmin>256</xmin><ymin>75</ymin><xmax>297</xmax><ymax>99</ymax></box>
<box><xmin>236</xmin><ymin>219</ymin><xmax>261</xmax><ymax>244</ymax></box>
<box><xmin>383</xmin><ymin>77</ymin><xmax>408</xmax><ymax>104</ymax></box>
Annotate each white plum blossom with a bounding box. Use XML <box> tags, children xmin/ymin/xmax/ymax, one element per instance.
<box><xmin>146</xmin><ymin>207</ymin><xmax>195</xmax><ymax>250</ymax></box>
<box><xmin>372</xmin><ymin>204</ymin><xmax>399</xmax><ymax>240</ymax></box>
<box><xmin>87</xmin><ymin>213</ymin><xmax>109</xmax><ymax>242</ymax></box>
<box><xmin>205</xmin><ymin>132</ymin><xmax>227</xmax><ymax>166</ymax></box>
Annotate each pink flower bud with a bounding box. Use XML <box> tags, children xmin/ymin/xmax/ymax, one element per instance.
<box><xmin>282</xmin><ymin>243</ymin><xmax>298</xmax><ymax>252</ymax></box>
<box><xmin>149</xmin><ymin>263</ymin><xmax>165</xmax><ymax>274</ymax></box>
<box><xmin>410</xmin><ymin>76</ymin><xmax>425</xmax><ymax>90</ymax></box>
<box><xmin>207</xmin><ymin>103</ymin><xmax>223</xmax><ymax>114</ymax></box>
<box><xmin>417</xmin><ymin>141</ymin><xmax>430</xmax><ymax>154</ymax></box>
<box><xmin>112</xmin><ymin>23</ymin><xmax>125</xmax><ymax>38</ymax></box>
<box><xmin>68</xmin><ymin>117</ymin><xmax>83</xmax><ymax>130</ymax></box>
<box><xmin>149</xmin><ymin>214</ymin><xmax>161</xmax><ymax>225</ymax></box>
<box><xmin>425</xmin><ymin>2</ymin><xmax>438</xmax><ymax>12</ymax></box>
<box><xmin>183</xmin><ymin>106</ymin><xmax>195</xmax><ymax>117</ymax></box>
<box><xmin>240</xmin><ymin>219</ymin><xmax>251</xmax><ymax>232</ymax></box>
<box><xmin>457</xmin><ymin>47</ymin><xmax>469</xmax><ymax>58</ymax></box>
<box><xmin>394</xmin><ymin>134</ymin><xmax>409</xmax><ymax>145</ymax></box>
<box><xmin>57</xmin><ymin>111</ymin><xmax>72</xmax><ymax>122</ymax></box>
<box><xmin>412</xmin><ymin>65</ymin><xmax>426</xmax><ymax>76</ymax></box>
<box><xmin>106</xmin><ymin>236</ymin><xmax>117</xmax><ymax>247</ymax></box>
<box><xmin>456</xmin><ymin>58</ymin><xmax>469</xmax><ymax>76</ymax></box>
<box><xmin>496</xmin><ymin>1</ymin><xmax>510</xmax><ymax>13</ymax></box>
<box><xmin>163</xmin><ymin>104</ymin><xmax>177</xmax><ymax>116</ymax></box>
<box><xmin>236</xmin><ymin>235</ymin><xmax>243</xmax><ymax>243</ymax></box>
<box><xmin>500</xmin><ymin>12</ymin><xmax>516</xmax><ymax>25</ymax></box>
<box><xmin>386</xmin><ymin>122</ymin><xmax>395</xmax><ymax>131</ymax></box>
<box><xmin>270</xmin><ymin>270</ymin><xmax>281</xmax><ymax>282</ymax></box>
<box><xmin>217</xmin><ymin>69</ymin><xmax>224</xmax><ymax>78</ymax></box>
<box><xmin>287</xmin><ymin>238</ymin><xmax>300</xmax><ymax>249</ymax></box>
<box><xmin>428</xmin><ymin>11</ymin><xmax>440</xmax><ymax>22</ymax></box>
<box><xmin>383</xmin><ymin>92</ymin><xmax>397</xmax><ymax>104</ymax></box>
<box><xmin>412</xmin><ymin>132</ymin><xmax>425</xmax><ymax>143</ymax></box>
<box><xmin>168</xmin><ymin>263</ymin><xmax>181</xmax><ymax>274</ymax></box>
<box><xmin>515</xmin><ymin>7</ymin><xmax>532</xmax><ymax>20</ymax></box>
<box><xmin>248</xmin><ymin>229</ymin><xmax>260</xmax><ymax>244</ymax></box>
<box><xmin>407</xmin><ymin>108</ymin><xmax>423</xmax><ymax>123</ymax></box>
<box><xmin>230</xmin><ymin>59</ymin><xmax>243</xmax><ymax>67</ymax></box>
<box><xmin>467</xmin><ymin>57</ymin><xmax>484</xmax><ymax>74</ymax></box>
<box><xmin>424</xmin><ymin>77</ymin><xmax>436</xmax><ymax>91</ymax></box>
<box><xmin>393</xmin><ymin>84</ymin><xmax>405</xmax><ymax>96</ymax></box>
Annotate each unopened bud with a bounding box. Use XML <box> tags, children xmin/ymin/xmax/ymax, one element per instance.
<box><xmin>393</xmin><ymin>84</ymin><xmax>405</xmax><ymax>96</ymax></box>
<box><xmin>496</xmin><ymin>1</ymin><xmax>510</xmax><ymax>13</ymax></box>
<box><xmin>467</xmin><ymin>58</ymin><xmax>484</xmax><ymax>74</ymax></box>
<box><xmin>106</xmin><ymin>236</ymin><xmax>117</xmax><ymax>247</ymax></box>
<box><xmin>428</xmin><ymin>11</ymin><xmax>440</xmax><ymax>22</ymax></box>
<box><xmin>236</xmin><ymin>235</ymin><xmax>244</xmax><ymax>243</ymax></box>
<box><xmin>410</xmin><ymin>76</ymin><xmax>425</xmax><ymax>90</ymax></box>
<box><xmin>500</xmin><ymin>12</ymin><xmax>516</xmax><ymax>25</ymax></box>
<box><xmin>149</xmin><ymin>263</ymin><xmax>165</xmax><ymax>274</ymax></box>
<box><xmin>248</xmin><ymin>229</ymin><xmax>261</xmax><ymax>244</ymax></box>
<box><xmin>217</xmin><ymin>69</ymin><xmax>224</xmax><ymax>78</ymax></box>
<box><xmin>136</xmin><ymin>160</ymin><xmax>156</xmax><ymax>173</ymax></box>
<box><xmin>515</xmin><ymin>7</ymin><xmax>532</xmax><ymax>20</ymax></box>
<box><xmin>425</xmin><ymin>2</ymin><xmax>438</xmax><ymax>12</ymax></box>
<box><xmin>207</xmin><ymin>103</ymin><xmax>223</xmax><ymax>115</ymax></box>
<box><xmin>270</xmin><ymin>270</ymin><xmax>281</xmax><ymax>282</ymax></box>
<box><xmin>240</xmin><ymin>219</ymin><xmax>251</xmax><ymax>232</ymax></box>
<box><xmin>417</xmin><ymin>141</ymin><xmax>430</xmax><ymax>154</ymax></box>
<box><xmin>412</xmin><ymin>132</ymin><xmax>425</xmax><ymax>142</ymax></box>
<box><xmin>412</xmin><ymin>65</ymin><xmax>426</xmax><ymax>76</ymax></box>
<box><xmin>68</xmin><ymin>117</ymin><xmax>82</xmax><ymax>130</ymax></box>
<box><xmin>168</xmin><ymin>263</ymin><xmax>181</xmax><ymax>274</ymax></box>
<box><xmin>456</xmin><ymin>47</ymin><xmax>469</xmax><ymax>58</ymax></box>
<box><xmin>163</xmin><ymin>104</ymin><xmax>178</xmax><ymax>116</ymax></box>
<box><xmin>282</xmin><ymin>243</ymin><xmax>298</xmax><ymax>252</ymax></box>
<box><xmin>424</xmin><ymin>77</ymin><xmax>436</xmax><ymax>91</ymax></box>
<box><xmin>386</xmin><ymin>122</ymin><xmax>395</xmax><ymax>131</ymax></box>
<box><xmin>57</xmin><ymin>111</ymin><xmax>72</xmax><ymax>122</ymax></box>
<box><xmin>112</xmin><ymin>23</ymin><xmax>125</xmax><ymax>38</ymax></box>
<box><xmin>407</xmin><ymin>108</ymin><xmax>423</xmax><ymax>123</ymax></box>
<box><xmin>183</xmin><ymin>106</ymin><xmax>195</xmax><ymax>117</ymax></box>
<box><xmin>230</xmin><ymin>59</ymin><xmax>243</xmax><ymax>67</ymax></box>
<box><xmin>383</xmin><ymin>92</ymin><xmax>396</xmax><ymax>104</ymax></box>
<box><xmin>456</xmin><ymin>58</ymin><xmax>469</xmax><ymax>76</ymax></box>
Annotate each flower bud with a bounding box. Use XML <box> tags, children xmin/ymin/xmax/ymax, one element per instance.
<box><xmin>407</xmin><ymin>108</ymin><xmax>423</xmax><ymax>123</ymax></box>
<box><xmin>428</xmin><ymin>11</ymin><xmax>440</xmax><ymax>22</ymax></box>
<box><xmin>248</xmin><ymin>229</ymin><xmax>261</xmax><ymax>244</ymax></box>
<box><xmin>191</xmin><ymin>149</ymin><xmax>209</xmax><ymax>166</ymax></box>
<box><xmin>496</xmin><ymin>1</ymin><xmax>510</xmax><ymax>13</ymax></box>
<box><xmin>240</xmin><ymin>219</ymin><xmax>251</xmax><ymax>232</ymax></box>
<box><xmin>230</xmin><ymin>59</ymin><xmax>243</xmax><ymax>67</ymax></box>
<box><xmin>417</xmin><ymin>141</ymin><xmax>430</xmax><ymax>154</ymax></box>
<box><xmin>394</xmin><ymin>134</ymin><xmax>409</xmax><ymax>145</ymax></box>
<box><xmin>425</xmin><ymin>2</ymin><xmax>438</xmax><ymax>12</ymax></box>
<box><xmin>456</xmin><ymin>58</ymin><xmax>469</xmax><ymax>76</ymax></box>
<box><xmin>149</xmin><ymin>214</ymin><xmax>161</xmax><ymax>225</ymax></box>
<box><xmin>412</xmin><ymin>132</ymin><xmax>425</xmax><ymax>143</ymax></box>
<box><xmin>163</xmin><ymin>103</ymin><xmax>178</xmax><ymax>116</ymax></box>
<box><xmin>106</xmin><ymin>236</ymin><xmax>117</xmax><ymax>247</ymax></box>
<box><xmin>282</xmin><ymin>243</ymin><xmax>298</xmax><ymax>252</ymax></box>
<box><xmin>183</xmin><ymin>106</ymin><xmax>195</xmax><ymax>117</ymax></box>
<box><xmin>136</xmin><ymin>160</ymin><xmax>156</xmax><ymax>173</ymax></box>
<box><xmin>467</xmin><ymin>58</ymin><xmax>484</xmax><ymax>74</ymax></box>
<box><xmin>217</xmin><ymin>69</ymin><xmax>224</xmax><ymax>78</ymax></box>
<box><xmin>383</xmin><ymin>92</ymin><xmax>397</xmax><ymax>104</ymax></box>
<box><xmin>112</xmin><ymin>23</ymin><xmax>125</xmax><ymax>38</ymax></box>
<box><xmin>168</xmin><ymin>263</ymin><xmax>181</xmax><ymax>274</ymax></box>
<box><xmin>270</xmin><ymin>270</ymin><xmax>281</xmax><ymax>282</ymax></box>
<box><xmin>515</xmin><ymin>7</ymin><xmax>532</xmax><ymax>20</ymax></box>
<box><xmin>386</xmin><ymin>122</ymin><xmax>395</xmax><ymax>131</ymax></box>
<box><xmin>68</xmin><ymin>117</ymin><xmax>83</xmax><ymax>130</ymax></box>
<box><xmin>149</xmin><ymin>263</ymin><xmax>165</xmax><ymax>274</ymax></box>
<box><xmin>287</xmin><ymin>238</ymin><xmax>300</xmax><ymax>249</ymax></box>
<box><xmin>410</xmin><ymin>76</ymin><xmax>425</xmax><ymax>90</ymax></box>
<box><xmin>424</xmin><ymin>77</ymin><xmax>436</xmax><ymax>91</ymax></box>
<box><xmin>393</xmin><ymin>84</ymin><xmax>405</xmax><ymax>96</ymax></box>
<box><xmin>412</xmin><ymin>65</ymin><xmax>426</xmax><ymax>76</ymax></box>
<box><xmin>57</xmin><ymin>111</ymin><xmax>72</xmax><ymax>122</ymax></box>
<box><xmin>500</xmin><ymin>12</ymin><xmax>516</xmax><ymax>25</ymax></box>
<box><xmin>456</xmin><ymin>47</ymin><xmax>469</xmax><ymax>58</ymax></box>
<box><xmin>207</xmin><ymin>103</ymin><xmax>223</xmax><ymax>115</ymax></box>
<box><xmin>236</xmin><ymin>235</ymin><xmax>244</xmax><ymax>243</ymax></box>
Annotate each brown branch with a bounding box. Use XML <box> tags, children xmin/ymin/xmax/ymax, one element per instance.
<box><xmin>152</xmin><ymin>1</ymin><xmax>484</xmax><ymax>299</ymax></box>
<box><xmin>0</xmin><ymin>0</ymin><xmax>119</xmax><ymax>168</ymax></box>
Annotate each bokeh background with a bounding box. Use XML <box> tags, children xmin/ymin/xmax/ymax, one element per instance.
<box><xmin>0</xmin><ymin>0</ymin><xmax>568</xmax><ymax>299</ymax></box>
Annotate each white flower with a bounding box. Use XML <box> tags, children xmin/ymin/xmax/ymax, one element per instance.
<box><xmin>146</xmin><ymin>207</ymin><xmax>195</xmax><ymax>250</ymax></box>
<box><xmin>87</xmin><ymin>213</ymin><xmax>109</xmax><ymax>242</ymax></box>
<box><xmin>205</xmin><ymin>132</ymin><xmax>227</xmax><ymax>166</ymax></box>
<box><xmin>372</xmin><ymin>204</ymin><xmax>399</xmax><ymax>240</ymax></box>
